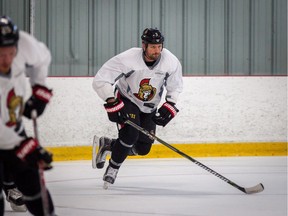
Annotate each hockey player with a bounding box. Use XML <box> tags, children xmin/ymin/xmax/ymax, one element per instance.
<box><xmin>0</xmin><ymin>16</ymin><xmax>55</xmax><ymax>215</ymax></box>
<box><xmin>92</xmin><ymin>28</ymin><xmax>183</xmax><ymax>188</ymax></box>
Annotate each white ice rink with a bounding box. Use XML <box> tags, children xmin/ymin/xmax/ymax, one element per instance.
<box><xmin>4</xmin><ymin>156</ymin><xmax>287</xmax><ymax>216</ymax></box>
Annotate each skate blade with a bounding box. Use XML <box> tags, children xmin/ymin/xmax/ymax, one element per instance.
<box><xmin>103</xmin><ymin>181</ymin><xmax>111</xmax><ymax>190</ymax></box>
<box><xmin>10</xmin><ymin>203</ymin><xmax>27</xmax><ymax>212</ymax></box>
<box><xmin>92</xmin><ymin>135</ymin><xmax>99</xmax><ymax>169</ymax></box>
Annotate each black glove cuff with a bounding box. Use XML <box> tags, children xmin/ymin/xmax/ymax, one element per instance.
<box><xmin>166</xmin><ymin>101</ymin><xmax>175</xmax><ymax>106</ymax></box>
<box><xmin>104</xmin><ymin>98</ymin><xmax>124</xmax><ymax>113</ymax></box>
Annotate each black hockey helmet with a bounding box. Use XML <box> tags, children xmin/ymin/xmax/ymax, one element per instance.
<box><xmin>0</xmin><ymin>16</ymin><xmax>19</xmax><ymax>47</ymax></box>
<box><xmin>141</xmin><ymin>28</ymin><xmax>164</xmax><ymax>44</ymax></box>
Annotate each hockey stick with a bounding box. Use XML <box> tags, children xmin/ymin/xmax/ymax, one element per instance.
<box><xmin>31</xmin><ymin>110</ymin><xmax>50</xmax><ymax>215</ymax></box>
<box><xmin>125</xmin><ymin>120</ymin><xmax>264</xmax><ymax>194</ymax></box>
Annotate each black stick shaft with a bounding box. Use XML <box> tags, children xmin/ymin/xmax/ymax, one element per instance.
<box><xmin>31</xmin><ymin>110</ymin><xmax>50</xmax><ymax>215</ymax></box>
<box><xmin>125</xmin><ymin>120</ymin><xmax>247</xmax><ymax>193</ymax></box>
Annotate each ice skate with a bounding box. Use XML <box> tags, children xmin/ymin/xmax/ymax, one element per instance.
<box><xmin>6</xmin><ymin>188</ymin><xmax>27</xmax><ymax>212</ymax></box>
<box><xmin>103</xmin><ymin>166</ymin><xmax>119</xmax><ymax>189</ymax></box>
<box><xmin>92</xmin><ymin>136</ymin><xmax>113</xmax><ymax>169</ymax></box>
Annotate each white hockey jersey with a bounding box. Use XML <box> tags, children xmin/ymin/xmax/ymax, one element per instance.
<box><xmin>93</xmin><ymin>48</ymin><xmax>183</xmax><ymax>113</ymax></box>
<box><xmin>0</xmin><ymin>31</ymin><xmax>51</xmax><ymax>150</ymax></box>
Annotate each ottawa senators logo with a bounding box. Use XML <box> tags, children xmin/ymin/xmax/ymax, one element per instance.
<box><xmin>6</xmin><ymin>89</ymin><xmax>23</xmax><ymax>127</ymax></box>
<box><xmin>134</xmin><ymin>78</ymin><xmax>156</xmax><ymax>101</ymax></box>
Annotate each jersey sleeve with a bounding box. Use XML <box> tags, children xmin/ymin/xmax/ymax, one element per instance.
<box><xmin>18</xmin><ymin>31</ymin><xmax>51</xmax><ymax>87</ymax></box>
<box><xmin>0</xmin><ymin>119</ymin><xmax>23</xmax><ymax>150</ymax></box>
<box><xmin>165</xmin><ymin>58</ymin><xmax>183</xmax><ymax>104</ymax></box>
<box><xmin>92</xmin><ymin>55</ymin><xmax>127</xmax><ymax>101</ymax></box>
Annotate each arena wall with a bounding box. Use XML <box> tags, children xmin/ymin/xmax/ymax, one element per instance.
<box><xmin>23</xmin><ymin>76</ymin><xmax>287</xmax><ymax>160</ymax></box>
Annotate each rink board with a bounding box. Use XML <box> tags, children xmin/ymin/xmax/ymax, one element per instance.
<box><xmin>46</xmin><ymin>142</ymin><xmax>287</xmax><ymax>161</ymax></box>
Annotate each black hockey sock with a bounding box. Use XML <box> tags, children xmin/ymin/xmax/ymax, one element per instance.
<box><xmin>110</xmin><ymin>139</ymin><xmax>131</xmax><ymax>168</ymax></box>
<box><xmin>111</xmin><ymin>139</ymin><xmax>116</xmax><ymax>148</ymax></box>
<box><xmin>25</xmin><ymin>190</ymin><xmax>54</xmax><ymax>216</ymax></box>
<box><xmin>2</xmin><ymin>183</ymin><xmax>17</xmax><ymax>196</ymax></box>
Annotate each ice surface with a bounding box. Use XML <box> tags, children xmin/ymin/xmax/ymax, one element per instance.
<box><xmin>4</xmin><ymin>156</ymin><xmax>287</xmax><ymax>216</ymax></box>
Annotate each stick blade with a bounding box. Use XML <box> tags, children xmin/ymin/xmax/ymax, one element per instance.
<box><xmin>244</xmin><ymin>183</ymin><xmax>264</xmax><ymax>194</ymax></box>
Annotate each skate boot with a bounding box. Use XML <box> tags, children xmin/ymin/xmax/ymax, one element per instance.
<box><xmin>103</xmin><ymin>165</ymin><xmax>119</xmax><ymax>189</ymax></box>
<box><xmin>6</xmin><ymin>188</ymin><xmax>27</xmax><ymax>212</ymax></box>
<box><xmin>94</xmin><ymin>136</ymin><xmax>113</xmax><ymax>169</ymax></box>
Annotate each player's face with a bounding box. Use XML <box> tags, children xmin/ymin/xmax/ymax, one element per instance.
<box><xmin>0</xmin><ymin>46</ymin><xmax>17</xmax><ymax>74</ymax></box>
<box><xmin>143</xmin><ymin>43</ymin><xmax>163</xmax><ymax>61</ymax></box>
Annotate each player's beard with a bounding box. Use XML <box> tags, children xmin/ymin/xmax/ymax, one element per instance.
<box><xmin>0</xmin><ymin>63</ymin><xmax>11</xmax><ymax>74</ymax></box>
<box><xmin>146</xmin><ymin>53</ymin><xmax>160</xmax><ymax>61</ymax></box>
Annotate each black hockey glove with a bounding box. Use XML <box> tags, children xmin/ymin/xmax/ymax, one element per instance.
<box><xmin>15</xmin><ymin>137</ymin><xmax>53</xmax><ymax>169</ymax></box>
<box><xmin>152</xmin><ymin>102</ymin><xmax>179</xmax><ymax>127</ymax></box>
<box><xmin>23</xmin><ymin>84</ymin><xmax>53</xmax><ymax>119</ymax></box>
<box><xmin>104</xmin><ymin>98</ymin><xmax>127</xmax><ymax>124</ymax></box>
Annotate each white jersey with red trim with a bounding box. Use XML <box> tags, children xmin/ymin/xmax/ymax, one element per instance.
<box><xmin>92</xmin><ymin>47</ymin><xmax>183</xmax><ymax>113</ymax></box>
<box><xmin>0</xmin><ymin>31</ymin><xmax>51</xmax><ymax>150</ymax></box>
